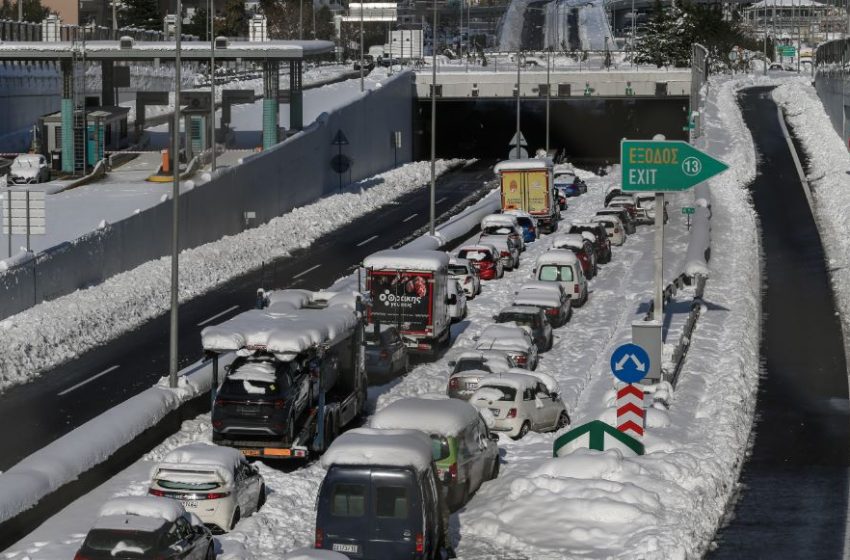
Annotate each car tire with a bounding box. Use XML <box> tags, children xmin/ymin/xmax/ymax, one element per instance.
<box><xmin>512</xmin><ymin>421</ymin><xmax>531</xmax><ymax>440</ymax></box>
<box><xmin>491</xmin><ymin>457</ymin><xmax>500</xmax><ymax>479</ymax></box>
<box><xmin>206</xmin><ymin>543</ymin><xmax>216</xmax><ymax>560</ymax></box>
<box><xmin>229</xmin><ymin>508</ymin><xmax>241</xmax><ymax>531</ymax></box>
<box><xmin>257</xmin><ymin>485</ymin><xmax>267</xmax><ymax>510</ymax></box>
<box><xmin>547</xmin><ymin>335</ymin><xmax>554</xmax><ymax>351</ymax></box>
<box><xmin>556</xmin><ymin>411</ymin><xmax>570</xmax><ymax>430</ymax></box>
<box><xmin>403</xmin><ymin>355</ymin><xmax>411</xmax><ymax>373</ymax></box>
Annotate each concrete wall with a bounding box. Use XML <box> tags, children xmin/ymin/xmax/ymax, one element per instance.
<box><xmin>0</xmin><ymin>62</ymin><xmax>62</xmax><ymax>152</ymax></box>
<box><xmin>0</xmin><ymin>71</ymin><xmax>415</xmax><ymax>320</ymax></box>
<box><xmin>814</xmin><ymin>72</ymin><xmax>847</xmax><ymax>143</ymax></box>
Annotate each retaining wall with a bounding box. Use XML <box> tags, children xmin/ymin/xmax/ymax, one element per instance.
<box><xmin>0</xmin><ymin>71</ymin><xmax>415</xmax><ymax>320</ymax></box>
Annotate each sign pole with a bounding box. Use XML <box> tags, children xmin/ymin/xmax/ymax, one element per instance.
<box><xmin>654</xmin><ymin>192</ymin><xmax>663</xmax><ymax>319</ymax></box>
<box><xmin>25</xmin><ymin>190</ymin><xmax>30</xmax><ymax>252</ymax></box>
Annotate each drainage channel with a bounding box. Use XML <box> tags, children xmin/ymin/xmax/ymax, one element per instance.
<box><xmin>708</xmin><ymin>87</ymin><xmax>850</xmax><ymax>558</ymax></box>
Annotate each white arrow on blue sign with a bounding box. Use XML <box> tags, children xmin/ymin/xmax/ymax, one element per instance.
<box><xmin>610</xmin><ymin>343</ymin><xmax>651</xmax><ymax>384</ymax></box>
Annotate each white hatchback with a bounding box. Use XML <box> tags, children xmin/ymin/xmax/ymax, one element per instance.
<box><xmin>590</xmin><ymin>215</ymin><xmax>626</xmax><ymax>246</ymax></box>
<box><xmin>469</xmin><ymin>372</ymin><xmax>569</xmax><ymax>439</ymax></box>
<box><xmin>148</xmin><ymin>443</ymin><xmax>265</xmax><ymax>533</ymax></box>
<box><xmin>448</xmin><ymin>257</ymin><xmax>481</xmax><ymax>298</ymax></box>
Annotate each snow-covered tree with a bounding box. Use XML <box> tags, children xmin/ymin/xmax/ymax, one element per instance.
<box><xmin>119</xmin><ymin>0</ymin><xmax>161</xmax><ymax>30</ymax></box>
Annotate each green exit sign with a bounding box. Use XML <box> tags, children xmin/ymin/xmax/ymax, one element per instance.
<box><xmin>620</xmin><ymin>140</ymin><xmax>729</xmax><ymax>192</ymax></box>
<box><xmin>682</xmin><ymin>207</ymin><xmax>695</xmax><ymax>215</ymax></box>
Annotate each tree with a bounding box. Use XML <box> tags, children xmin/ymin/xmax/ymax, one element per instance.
<box><xmin>633</xmin><ymin>0</ymin><xmax>672</xmax><ymax>67</ymax></box>
<box><xmin>119</xmin><ymin>0</ymin><xmax>162</xmax><ymax>30</ymax></box>
<box><xmin>0</xmin><ymin>0</ymin><xmax>50</xmax><ymax>22</ymax></box>
<box><xmin>314</xmin><ymin>5</ymin><xmax>334</xmax><ymax>40</ymax></box>
<box><xmin>220</xmin><ymin>0</ymin><xmax>247</xmax><ymax>37</ymax></box>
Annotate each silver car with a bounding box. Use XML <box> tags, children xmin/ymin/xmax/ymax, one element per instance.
<box><xmin>364</xmin><ymin>325</ymin><xmax>409</xmax><ymax>382</ymax></box>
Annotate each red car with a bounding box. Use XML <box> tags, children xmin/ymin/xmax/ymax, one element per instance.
<box><xmin>552</xmin><ymin>234</ymin><xmax>596</xmax><ymax>279</ymax></box>
<box><xmin>457</xmin><ymin>244</ymin><xmax>504</xmax><ymax>280</ymax></box>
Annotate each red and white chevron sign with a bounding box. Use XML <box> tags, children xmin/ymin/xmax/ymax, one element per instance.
<box><xmin>617</xmin><ymin>383</ymin><xmax>645</xmax><ymax>438</ymax></box>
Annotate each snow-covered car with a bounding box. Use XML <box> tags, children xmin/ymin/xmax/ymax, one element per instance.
<box><xmin>447</xmin><ymin>278</ymin><xmax>468</xmax><ymax>323</ymax></box>
<box><xmin>474</xmin><ymin>323</ymin><xmax>539</xmax><ymax>370</ymax></box>
<box><xmin>469</xmin><ymin>372</ymin><xmax>569</xmax><ymax>439</ymax></box>
<box><xmin>551</xmin><ymin>233</ymin><xmax>597</xmax><ymax>279</ymax></box>
<box><xmin>567</xmin><ymin>222</ymin><xmax>612</xmax><ymax>264</ymax></box>
<box><xmin>633</xmin><ymin>192</ymin><xmax>668</xmax><ymax>224</ymax></box>
<box><xmin>590</xmin><ymin>214</ymin><xmax>626</xmax><ymax>246</ymax></box>
<box><xmin>448</xmin><ymin>257</ymin><xmax>481</xmax><ymax>297</ymax></box>
<box><xmin>446</xmin><ymin>349</ymin><xmax>524</xmax><ymax>400</ymax></box>
<box><xmin>494</xmin><ymin>305</ymin><xmax>553</xmax><ymax>351</ymax></box>
<box><xmin>596</xmin><ymin>207</ymin><xmax>636</xmax><ymax>235</ymax></box>
<box><xmin>553</xmin><ymin>185</ymin><xmax>569</xmax><ymax>210</ymax></box>
<box><xmin>75</xmin><ymin>496</ymin><xmax>214</xmax><ymax>560</ymax></box>
<box><xmin>8</xmin><ymin>154</ymin><xmax>49</xmax><ymax>184</ymax></box>
<box><xmin>364</xmin><ymin>325</ymin><xmax>409</xmax><ymax>381</ymax></box>
<box><xmin>503</xmin><ymin>209</ymin><xmax>539</xmax><ymax>243</ymax></box>
<box><xmin>512</xmin><ymin>282</ymin><xmax>572</xmax><ymax>328</ymax></box>
<box><xmin>532</xmin><ymin>250</ymin><xmax>589</xmax><ymax>306</ymax></box>
<box><xmin>607</xmin><ymin>195</ymin><xmax>639</xmax><ymax>222</ymax></box>
<box><xmin>457</xmin><ymin>243</ymin><xmax>503</xmax><ymax>280</ymax></box>
<box><xmin>480</xmin><ymin>213</ymin><xmax>525</xmax><ymax>252</ymax></box>
<box><xmin>478</xmin><ymin>234</ymin><xmax>520</xmax><ymax>270</ymax></box>
<box><xmin>148</xmin><ymin>443</ymin><xmax>265</xmax><ymax>533</ymax></box>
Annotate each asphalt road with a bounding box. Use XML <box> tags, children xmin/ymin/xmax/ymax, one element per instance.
<box><xmin>0</xmin><ymin>160</ymin><xmax>497</xmax><ymax>471</ymax></box>
<box><xmin>709</xmin><ymin>88</ymin><xmax>850</xmax><ymax>558</ymax></box>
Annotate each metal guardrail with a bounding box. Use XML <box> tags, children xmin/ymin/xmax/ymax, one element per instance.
<box><xmin>667</xmin><ymin>273</ymin><xmax>706</xmax><ymax>388</ymax></box>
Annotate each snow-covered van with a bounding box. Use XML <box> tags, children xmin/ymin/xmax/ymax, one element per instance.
<box><xmin>201</xmin><ymin>290</ymin><xmax>367</xmax><ymax>460</ymax></box>
<box><xmin>494</xmin><ymin>158</ymin><xmax>559</xmax><ymax>233</ymax></box>
<box><xmin>533</xmin><ymin>250</ymin><xmax>588</xmax><ymax>306</ymax></box>
<box><xmin>316</xmin><ymin>428</ymin><xmax>449</xmax><ymax>559</ymax></box>
<box><xmin>363</xmin><ymin>250</ymin><xmax>453</xmax><ymax>356</ymax></box>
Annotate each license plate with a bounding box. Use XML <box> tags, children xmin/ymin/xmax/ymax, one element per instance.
<box><xmin>181</xmin><ymin>500</ymin><xmax>198</xmax><ymax>509</ymax></box>
<box><xmin>333</xmin><ymin>543</ymin><xmax>360</xmax><ymax>554</ymax></box>
<box><xmin>236</xmin><ymin>405</ymin><xmax>261</xmax><ymax>416</ymax></box>
<box><xmin>489</xmin><ymin>408</ymin><xmax>500</xmax><ymax>417</ymax></box>
<box><xmin>465</xmin><ymin>381</ymin><xmax>478</xmax><ymax>390</ymax></box>
<box><xmin>240</xmin><ymin>448</ymin><xmax>261</xmax><ymax>457</ymax></box>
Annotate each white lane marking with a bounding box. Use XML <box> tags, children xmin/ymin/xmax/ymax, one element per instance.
<box><xmin>436</xmin><ymin>196</ymin><xmax>448</xmax><ymax>204</ymax></box>
<box><xmin>58</xmin><ymin>365</ymin><xmax>120</xmax><ymax>396</ymax></box>
<box><xmin>357</xmin><ymin>235</ymin><xmax>379</xmax><ymax>247</ymax></box>
<box><xmin>402</xmin><ymin>213</ymin><xmax>418</xmax><ymax>223</ymax></box>
<box><xmin>293</xmin><ymin>264</ymin><xmax>321</xmax><ymax>279</ymax></box>
<box><xmin>776</xmin><ymin>105</ymin><xmax>815</xmax><ymax>211</ymax></box>
<box><xmin>197</xmin><ymin>304</ymin><xmax>240</xmax><ymax>327</ymax></box>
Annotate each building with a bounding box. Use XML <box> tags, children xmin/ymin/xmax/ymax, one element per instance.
<box><xmin>743</xmin><ymin>0</ymin><xmax>844</xmax><ymax>42</ymax></box>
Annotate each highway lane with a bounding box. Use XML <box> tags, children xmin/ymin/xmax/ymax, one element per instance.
<box><xmin>0</xmin><ymin>160</ymin><xmax>497</xmax><ymax>471</ymax></box>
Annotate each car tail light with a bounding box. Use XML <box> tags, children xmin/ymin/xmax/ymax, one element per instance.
<box><xmin>205</xmin><ymin>492</ymin><xmax>230</xmax><ymax>499</ymax></box>
<box><xmin>274</xmin><ymin>399</ymin><xmax>286</xmax><ymax>409</ymax></box>
<box><xmin>574</xmin><ymin>285</ymin><xmax>580</xmax><ymax>294</ymax></box>
<box><xmin>379</xmin><ymin>350</ymin><xmax>389</xmax><ymax>359</ymax></box>
<box><xmin>500</xmin><ymin>251</ymin><xmax>510</xmax><ymax>257</ymax></box>
<box><xmin>416</xmin><ymin>533</ymin><xmax>424</xmax><ymax>553</ymax></box>
<box><xmin>73</xmin><ymin>553</ymin><xmax>91</xmax><ymax>560</ymax></box>
<box><xmin>506</xmin><ymin>408</ymin><xmax>518</xmax><ymax>418</ymax></box>
<box><xmin>449</xmin><ymin>462</ymin><xmax>458</xmax><ymax>480</ymax></box>
<box><xmin>614</xmin><ymin>227</ymin><xmax>620</xmax><ymax>233</ymax></box>
<box><xmin>449</xmin><ymin>377</ymin><xmax>459</xmax><ymax>389</ymax></box>
<box><xmin>212</xmin><ymin>420</ymin><xmax>223</xmax><ymax>429</ymax></box>
<box><xmin>148</xmin><ymin>488</ymin><xmax>166</xmax><ymax>497</ymax></box>
<box><xmin>513</xmin><ymin>354</ymin><xmax>527</xmax><ymax>366</ymax></box>
<box><xmin>315</xmin><ymin>528</ymin><xmax>324</xmax><ymax>548</ymax></box>
<box><xmin>480</xmin><ymin>260</ymin><xmax>494</xmax><ymax>269</ymax></box>
<box><xmin>545</xmin><ymin>308</ymin><xmax>558</xmax><ymax>316</ymax></box>
<box><xmin>464</xmin><ymin>277</ymin><xmax>471</xmax><ymax>284</ymax></box>
<box><xmin>214</xmin><ymin>398</ymin><xmax>223</xmax><ymax>407</ymax></box>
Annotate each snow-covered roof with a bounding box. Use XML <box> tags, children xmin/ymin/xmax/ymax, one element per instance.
<box><xmin>480</xmin><ymin>323</ymin><xmax>530</xmax><ymax>341</ymax></box>
<box><xmin>228</xmin><ymin>361</ymin><xmax>277</xmax><ymax>383</ymax></box>
<box><xmin>371</xmin><ymin>397</ymin><xmax>481</xmax><ymax>437</ymax></box>
<box><xmin>518</xmin><ymin>280</ymin><xmax>566</xmax><ymax>295</ymax></box>
<box><xmin>551</xmin><ymin>234</ymin><xmax>586</xmax><ymax>251</ymax></box>
<box><xmin>283</xmin><ymin>549</ymin><xmax>351</xmax><ymax>560</ymax></box>
<box><xmin>153</xmin><ymin>443</ymin><xmax>245</xmax><ymax>486</ymax></box>
<box><xmin>513</xmin><ymin>291</ymin><xmax>561</xmax><ymax>308</ymax></box>
<box><xmin>591</xmin><ymin>215</ymin><xmax>622</xmax><ymax>227</ymax></box>
<box><xmin>98</xmin><ymin>496</ymin><xmax>184</xmax><ymax>524</ymax></box>
<box><xmin>500</xmin><ymin>305</ymin><xmax>545</xmax><ymax>315</ymax></box>
<box><xmin>448</xmin><ymin>348</ymin><xmax>514</xmax><ymax>368</ymax></box>
<box><xmin>494</xmin><ymin>159</ymin><xmax>552</xmax><ymax>173</ymax></box>
<box><xmin>535</xmin><ymin>249</ymin><xmax>580</xmax><ymax>267</ymax></box>
<box><xmin>750</xmin><ymin>0</ymin><xmax>823</xmax><ymax>7</ymax></box>
<box><xmin>448</xmin><ymin>257</ymin><xmax>473</xmax><ymax>269</ymax></box>
<box><xmin>321</xmin><ymin>428</ymin><xmax>434</xmax><ymax>473</ymax></box>
<box><xmin>458</xmin><ymin>243</ymin><xmax>498</xmax><ymax>257</ymax></box>
<box><xmin>363</xmin><ymin>249</ymin><xmax>448</xmax><ymax>272</ymax></box>
<box><xmin>476</xmin><ymin>372</ymin><xmax>542</xmax><ymax>393</ymax></box>
<box><xmin>481</xmin><ymin>214</ymin><xmax>519</xmax><ymax>229</ymax></box>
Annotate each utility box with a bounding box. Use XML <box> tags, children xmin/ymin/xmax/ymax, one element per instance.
<box><xmin>389</xmin><ymin>29</ymin><xmax>423</xmax><ymax>60</ymax></box>
<box><xmin>249</xmin><ymin>15</ymin><xmax>267</xmax><ymax>42</ymax></box>
<box><xmin>41</xmin><ymin>15</ymin><xmax>61</xmax><ymax>42</ymax></box>
<box><xmin>632</xmin><ymin>319</ymin><xmax>663</xmax><ymax>383</ymax></box>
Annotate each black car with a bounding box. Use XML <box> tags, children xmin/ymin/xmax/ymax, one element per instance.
<box><xmin>494</xmin><ymin>306</ymin><xmax>554</xmax><ymax>351</ymax></box>
<box><xmin>568</xmin><ymin>223</ymin><xmax>612</xmax><ymax>264</ymax></box>
<box><xmin>212</xmin><ymin>355</ymin><xmax>313</xmax><ymax>446</ymax></box>
<box><xmin>353</xmin><ymin>55</ymin><xmax>375</xmax><ymax>72</ymax></box>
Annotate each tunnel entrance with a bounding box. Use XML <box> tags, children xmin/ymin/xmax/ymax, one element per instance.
<box><xmin>416</xmin><ymin>97</ymin><xmax>690</xmax><ymax>168</ymax></box>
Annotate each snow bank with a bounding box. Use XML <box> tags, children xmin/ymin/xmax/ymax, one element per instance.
<box><xmin>321</xmin><ymin>428</ymin><xmax>434</xmax><ymax>473</ymax></box>
<box><xmin>498</xmin><ymin>0</ymin><xmax>530</xmax><ymax>51</ymax></box>
<box><xmin>362</xmin><ymin>249</ymin><xmax>449</xmax><ymax>272</ymax></box>
<box><xmin>773</xmin><ymin>79</ymin><xmax>850</xmax><ymax>361</ymax></box>
<box><xmin>370</xmin><ymin>397</ymin><xmax>480</xmax><ymax>437</ymax></box>
<box><xmin>0</xmin><ymin>159</ymin><xmax>464</xmax><ymax>393</ymax></box>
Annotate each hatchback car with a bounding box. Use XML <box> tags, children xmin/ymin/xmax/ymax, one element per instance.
<box><xmin>494</xmin><ymin>305</ymin><xmax>554</xmax><ymax>351</ymax></box>
<box><xmin>447</xmin><ymin>349</ymin><xmax>524</xmax><ymax>400</ymax></box>
<box><xmin>364</xmin><ymin>325</ymin><xmax>409</xmax><ymax>382</ymax></box>
<box><xmin>481</xmin><ymin>214</ymin><xmax>525</xmax><ymax>251</ymax></box>
<box><xmin>478</xmin><ymin>234</ymin><xmax>520</xmax><ymax>270</ymax></box>
<box><xmin>448</xmin><ymin>257</ymin><xmax>481</xmax><ymax>298</ymax></box>
<box><xmin>568</xmin><ymin>223</ymin><xmax>612</xmax><ymax>264</ymax></box>
<box><xmin>469</xmin><ymin>372</ymin><xmax>569</xmax><ymax>439</ymax></box>
<box><xmin>474</xmin><ymin>324</ymin><xmax>539</xmax><ymax>370</ymax></box>
<box><xmin>457</xmin><ymin>244</ymin><xmax>503</xmax><ymax>280</ymax></box>
<box><xmin>148</xmin><ymin>443</ymin><xmax>265</xmax><ymax>534</ymax></box>
<box><xmin>513</xmin><ymin>284</ymin><xmax>572</xmax><ymax>328</ymax></box>
<box><xmin>596</xmin><ymin>207</ymin><xmax>636</xmax><ymax>234</ymax></box>
<box><xmin>503</xmin><ymin>209</ymin><xmax>539</xmax><ymax>243</ymax></box>
<box><xmin>551</xmin><ymin>233</ymin><xmax>597</xmax><ymax>279</ymax></box>
<box><xmin>607</xmin><ymin>195</ymin><xmax>639</xmax><ymax>220</ymax></box>
<box><xmin>590</xmin><ymin>214</ymin><xmax>626</xmax><ymax>246</ymax></box>
<box><xmin>9</xmin><ymin>153</ymin><xmax>50</xmax><ymax>184</ymax></box>
<box><xmin>75</xmin><ymin>497</ymin><xmax>214</xmax><ymax>560</ymax></box>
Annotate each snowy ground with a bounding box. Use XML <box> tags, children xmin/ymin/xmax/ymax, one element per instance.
<box><xmin>0</xmin><ymin>159</ymin><xmax>464</xmax><ymax>394</ymax></box>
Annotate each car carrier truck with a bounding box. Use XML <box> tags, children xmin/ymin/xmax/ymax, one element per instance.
<box><xmin>201</xmin><ymin>289</ymin><xmax>368</xmax><ymax>460</ymax></box>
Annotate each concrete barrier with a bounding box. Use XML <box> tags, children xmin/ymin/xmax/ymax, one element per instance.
<box><xmin>0</xmin><ymin>71</ymin><xmax>415</xmax><ymax>321</ymax></box>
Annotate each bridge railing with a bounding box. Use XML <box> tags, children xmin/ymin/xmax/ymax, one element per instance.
<box><xmin>0</xmin><ymin>18</ymin><xmax>196</xmax><ymax>42</ymax></box>
<box><xmin>428</xmin><ymin>50</ymin><xmax>685</xmax><ymax>73</ymax></box>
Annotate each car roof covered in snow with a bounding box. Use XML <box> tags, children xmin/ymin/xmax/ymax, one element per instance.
<box><xmin>458</xmin><ymin>243</ymin><xmax>498</xmax><ymax>256</ymax></box>
<box><xmin>97</xmin><ymin>496</ymin><xmax>184</xmax><ymax>528</ymax></box>
<box><xmin>503</xmin><ymin>209</ymin><xmax>534</xmax><ymax>220</ymax></box>
<box><xmin>475</xmin><ymin>372</ymin><xmax>542</xmax><ymax>393</ymax></box>
<box><xmin>551</xmin><ymin>234</ymin><xmax>587</xmax><ymax>251</ymax></box>
<box><xmin>535</xmin><ymin>249</ymin><xmax>580</xmax><ymax>267</ymax></box>
<box><xmin>448</xmin><ymin>257</ymin><xmax>473</xmax><ymax>269</ymax></box>
<box><xmin>513</xmin><ymin>291</ymin><xmax>561</xmax><ymax>308</ymax></box>
<box><xmin>591</xmin><ymin>215</ymin><xmax>622</xmax><ymax>226</ymax></box>
<box><xmin>363</xmin><ymin>249</ymin><xmax>448</xmax><ymax>272</ymax></box>
<box><xmin>371</xmin><ymin>397</ymin><xmax>481</xmax><ymax>437</ymax></box>
<box><xmin>153</xmin><ymin>443</ymin><xmax>246</xmax><ymax>486</ymax></box>
<box><xmin>449</xmin><ymin>348</ymin><xmax>513</xmax><ymax>365</ymax></box>
<box><xmin>481</xmin><ymin>214</ymin><xmax>519</xmax><ymax>228</ymax></box>
<box><xmin>494</xmin><ymin>159</ymin><xmax>552</xmax><ymax>173</ymax></box>
<box><xmin>321</xmin><ymin>428</ymin><xmax>434</xmax><ymax>473</ymax></box>
<box><xmin>518</xmin><ymin>280</ymin><xmax>566</xmax><ymax>294</ymax></box>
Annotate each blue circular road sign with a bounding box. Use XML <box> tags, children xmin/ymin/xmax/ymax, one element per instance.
<box><xmin>610</xmin><ymin>343</ymin><xmax>651</xmax><ymax>384</ymax></box>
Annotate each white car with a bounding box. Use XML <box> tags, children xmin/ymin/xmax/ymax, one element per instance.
<box><xmin>448</xmin><ymin>257</ymin><xmax>481</xmax><ymax>297</ymax></box>
<box><xmin>447</xmin><ymin>349</ymin><xmax>528</xmax><ymax>400</ymax></box>
<box><xmin>470</xmin><ymin>372</ymin><xmax>569</xmax><ymax>439</ymax></box>
<box><xmin>474</xmin><ymin>323</ymin><xmax>539</xmax><ymax>370</ymax></box>
<box><xmin>481</xmin><ymin>214</ymin><xmax>525</xmax><ymax>251</ymax></box>
<box><xmin>590</xmin><ymin>215</ymin><xmax>626</xmax><ymax>246</ymax></box>
<box><xmin>447</xmin><ymin>278</ymin><xmax>468</xmax><ymax>323</ymax></box>
<box><xmin>148</xmin><ymin>443</ymin><xmax>265</xmax><ymax>533</ymax></box>
<box><xmin>8</xmin><ymin>154</ymin><xmax>50</xmax><ymax>184</ymax></box>
<box><xmin>532</xmin><ymin>250</ymin><xmax>589</xmax><ymax>306</ymax></box>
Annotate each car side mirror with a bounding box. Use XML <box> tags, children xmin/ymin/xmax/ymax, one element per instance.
<box><xmin>447</xmin><ymin>360</ymin><xmax>456</xmax><ymax>367</ymax></box>
<box><xmin>488</xmin><ymin>432</ymin><xmax>499</xmax><ymax>442</ymax></box>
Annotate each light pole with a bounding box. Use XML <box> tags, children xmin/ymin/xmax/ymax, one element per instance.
<box><xmin>429</xmin><ymin>0</ymin><xmax>437</xmax><ymax>236</ymax></box>
<box><xmin>209</xmin><ymin>0</ymin><xmax>216</xmax><ymax>172</ymax></box>
<box><xmin>359</xmin><ymin>1</ymin><xmax>365</xmax><ymax>92</ymax></box>
<box><xmin>515</xmin><ymin>47</ymin><xmax>521</xmax><ymax>159</ymax></box>
<box><xmin>170</xmin><ymin>1</ymin><xmax>183</xmax><ymax>389</ymax></box>
<box><xmin>112</xmin><ymin>0</ymin><xmax>118</xmax><ymax>32</ymax></box>
<box><xmin>300</xmin><ymin>0</ymin><xmax>304</xmax><ymax>40</ymax></box>
<box><xmin>545</xmin><ymin>48</ymin><xmax>550</xmax><ymax>154</ymax></box>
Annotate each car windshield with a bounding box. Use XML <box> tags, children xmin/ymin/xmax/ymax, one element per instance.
<box><xmin>482</xmin><ymin>385</ymin><xmax>517</xmax><ymax>401</ymax></box>
<box><xmin>156</xmin><ymin>479</ymin><xmax>221</xmax><ymax>491</ymax></box>
<box><xmin>498</xmin><ymin>313</ymin><xmax>537</xmax><ymax>328</ymax></box>
<box><xmin>448</xmin><ymin>265</ymin><xmax>469</xmax><ymax>275</ymax></box>
<box><xmin>83</xmin><ymin>529</ymin><xmax>159</xmax><ymax>556</ymax></box>
<box><xmin>12</xmin><ymin>157</ymin><xmax>38</xmax><ymax>168</ymax></box>
<box><xmin>538</xmin><ymin>265</ymin><xmax>574</xmax><ymax>282</ymax></box>
<box><xmin>454</xmin><ymin>359</ymin><xmax>491</xmax><ymax>373</ymax></box>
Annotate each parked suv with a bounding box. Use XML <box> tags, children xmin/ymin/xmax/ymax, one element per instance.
<box><xmin>448</xmin><ymin>257</ymin><xmax>481</xmax><ymax>297</ymax></box>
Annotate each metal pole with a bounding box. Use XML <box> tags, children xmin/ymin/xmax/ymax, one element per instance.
<box><xmin>81</xmin><ymin>18</ymin><xmax>87</xmax><ymax>177</ymax></box>
<box><xmin>515</xmin><ymin>48</ymin><xmax>521</xmax><ymax>159</ymax></box>
<box><xmin>654</xmin><ymin>192</ymin><xmax>663</xmax><ymax>318</ymax></box>
<box><xmin>359</xmin><ymin>1</ymin><xmax>364</xmax><ymax>92</ymax></box>
<box><xmin>210</xmin><ymin>0</ymin><xmax>216</xmax><ymax>172</ymax></box>
<box><xmin>764</xmin><ymin>2</ymin><xmax>768</xmax><ymax>75</ymax></box>
<box><xmin>797</xmin><ymin>0</ymin><xmax>801</xmax><ymax>73</ymax></box>
<box><xmin>170</xmin><ymin>0</ymin><xmax>183</xmax><ymax>389</ymax></box>
<box><xmin>545</xmin><ymin>49</ymin><xmax>550</xmax><ymax>154</ymax></box>
<box><xmin>429</xmin><ymin>0</ymin><xmax>437</xmax><ymax>236</ymax></box>
<box><xmin>112</xmin><ymin>0</ymin><xmax>117</xmax><ymax>31</ymax></box>
<box><xmin>18</xmin><ymin>0</ymin><xmax>21</xmax><ymax>21</ymax></box>
<box><xmin>211</xmin><ymin>353</ymin><xmax>219</xmax><ymax>410</ymax></box>
<box><xmin>25</xmin><ymin>191</ymin><xmax>30</xmax><ymax>252</ymax></box>
<box><xmin>300</xmin><ymin>0</ymin><xmax>303</xmax><ymax>40</ymax></box>
<box><xmin>631</xmin><ymin>0</ymin><xmax>635</xmax><ymax>65</ymax></box>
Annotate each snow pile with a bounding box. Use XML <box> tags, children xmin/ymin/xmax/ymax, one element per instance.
<box><xmin>98</xmin><ymin>495</ymin><xmax>184</xmax><ymax>523</ymax></box>
<box><xmin>154</xmin><ymin>443</ymin><xmax>245</xmax><ymax>485</ymax></box>
<box><xmin>0</xmin><ymin>159</ymin><xmax>464</xmax><ymax>393</ymax></box>
<box><xmin>773</xmin><ymin>80</ymin><xmax>850</xmax><ymax>359</ymax></box>
<box><xmin>498</xmin><ymin>0</ymin><xmax>531</xmax><ymax>51</ymax></box>
<box><xmin>321</xmin><ymin>428</ymin><xmax>434</xmax><ymax>473</ymax></box>
<box><xmin>370</xmin><ymin>396</ymin><xmax>480</xmax><ymax>437</ymax></box>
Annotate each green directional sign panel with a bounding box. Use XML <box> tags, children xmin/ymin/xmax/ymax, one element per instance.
<box><xmin>682</xmin><ymin>206</ymin><xmax>695</xmax><ymax>215</ymax></box>
<box><xmin>620</xmin><ymin>140</ymin><xmax>729</xmax><ymax>192</ymax></box>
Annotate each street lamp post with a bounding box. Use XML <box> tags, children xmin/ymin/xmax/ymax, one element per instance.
<box><xmin>359</xmin><ymin>1</ymin><xmax>364</xmax><ymax>92</ymax></box>
<box><xmin>209</xmin><ymin>0</ymin><xmax>216</xmax><ymax>172</ymax></box>
<box><xmin>169</xmin><ymin>1</ymin><xmax>183</xmax><ymax>389</ymax></box>
<box><xmin>300</xmin><ymin>0</ymin><xmax>304</xmax><ymax>40</ymax></box>
<box><xmin>545</xmin><ymin>48</ymin><xmax>550</xmax><ymax>154</ymax></box>
<box><xmin>515</xmin><ymin>48</ymin><xmax>521</xmax><ymax>159</ymax></box>
<box><xmin>429</xmin><ymin>0</ymin><xmax>437</xmax><ymax>236</ymax></box>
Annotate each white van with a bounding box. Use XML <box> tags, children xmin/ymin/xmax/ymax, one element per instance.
<box><xmin>532</xmin><ymin>249</ymin><xmax>588</xmax><ymax>306</ymax></box>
